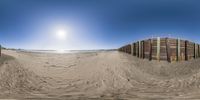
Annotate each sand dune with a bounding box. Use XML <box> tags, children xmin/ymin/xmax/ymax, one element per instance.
<box><xmin>0</xmin><ymin>50</ymin><xmax>200</xmax><ymax>99</ymax></box>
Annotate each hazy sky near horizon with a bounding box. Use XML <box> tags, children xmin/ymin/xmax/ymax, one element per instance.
<box><xmin>0</xmin><ymin>0</ymin><xmax>200</xmax><ymax>50</ymax></box>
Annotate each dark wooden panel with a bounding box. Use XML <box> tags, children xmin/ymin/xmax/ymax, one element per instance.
<box><xmin>187</xmin><ymin>41</ymin><xmax>194</xmax><ymax>60</ymax></box>
<box><xmin>160</xmin><ymin>38</ymin><xmax>167</xmax><ymax>60</ymax></box>
<box><xmin>143</xmin><ymin>39</ymin><xmax>151</xmax><ymax>59</ymax></box>
<box><xmin>135</xmin><ymin>42</ymin><xmax>139</xmax><ymax>57</ymax></box>
<box><xmin>168</xmin><ymin>38</ymin><xmax>178</xmax><ymax>61</ymax></box>
<box><xmin>198</xmin><ymin>44</ymin><xmax>200</xmax><ymax>57</ymax></box>
<box><xmin>180</xmin><ymin>40</ymin><xmax>186</xmax><ymax>61</ymax></box>
<box><xmin>135</xmin><ymin>42</ymin><xmax>137</xmax><ymax>57</ymax></box>
<box><xmin>151</xmin><ymin>38</ymin><xmax>157</xmax><ymax>60</ymax></box>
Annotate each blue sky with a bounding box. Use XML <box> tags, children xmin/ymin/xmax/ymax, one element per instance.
<box><xmin>0</xmin><ymin>0</ymin><xmax>200</xmax><ymax>50</ymax></box>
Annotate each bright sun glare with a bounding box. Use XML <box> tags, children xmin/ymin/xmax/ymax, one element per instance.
<box><xmin>56</xmin><ymin>29</ymin><xmax>67</xmax><ymax>40</ymax></box>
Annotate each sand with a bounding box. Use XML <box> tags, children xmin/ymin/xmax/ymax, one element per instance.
<box><xmin>1</xmin><ymin>50</ymin><xmax>200</xmax><ymax>100</ymax></box>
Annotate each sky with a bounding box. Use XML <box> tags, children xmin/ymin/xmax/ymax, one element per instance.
<box><xmin>0</xmin><ymin>0</ymin><xmax>200</xmax><ymax>50</ymax></box>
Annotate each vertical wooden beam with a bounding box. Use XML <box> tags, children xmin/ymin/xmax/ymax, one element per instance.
<box><xmin>125</xmin><ymin>45</ymin><xmax>126</xmax><ymax>53</ymax></box>
<box><xmin>126</xmin><ymin>45</ymin><xmax>127</xmax><ymax>53</ymax></box>
<box><xmin>126</xmin><ymin>45</ymin><xmax>128</xmax><ymax>53</ymax></box>
<box><xmin>128</xmin><ymin>45</ymin><xmax>129</xmax><ymax>54</ymax></box>
<box><xmin>185</xmin><ymin>40</ymin><xmax>188</xmax><ymax>61</ymax></box>
<box><xmin>131</xmin><ymin>43</ymin><xmax>134</xmax><ymax>55</ymax></box>
<box><xmin>133</xmin><ymin>43</ymin><xmax>136</xmax><ymax>56</ymax></box>
<box><xmin>143</xmin><ymin>41</ymin><xmax>145</xmax><ymax>59</ymax></box>
<box><xmin>198</xmin><ymin>44</ymin><xmax>199</xmax><ymax>58</ymax></box>
<box><xmin>199</xmin><ymin>44</ymin><xmax>200</xmax><ymax>58</ymax></box>
<box><xmin>141</xmin><ymin>41</ymin><xmax>142</xmax><ymax>58</ymax></box>
<box><xmin>165</xmin><ymin>38</ymin><xmax>171</xmax><ymax>62</ymax></box>
<box><xmin>126</xmin><ymin>46</ymin><xmax>127</xmax><ymax>53</ymax></box>
<box><xmin>0</xmin><ymin>45</ymin><xmax>1</xmax><ymax>57</ymax></box>
<box><xmin>137</xmin><ymin>42</ymin><xmax>138</xmax><ymax>57</ymax></box>
<box><xmin>149</xmin><ymin>39</ymin><xmax>152</xmax><ymax>61</ymax></box>
<box><xmin>194</xmin><ymin>43</ymin><xmax>197</xmax><ymax>59</ymax></box>
<box><xmin>198</xmin><ymin>44</ymin><xmax>200</xmax><ymax>57</ymax></box>
<box><xmin>139</xmin><ymin>41</ymin><xmax>141</xmax><ymax>58</ymax></box>
<box><xmin>124</xmin><ymin>46</ymin><xmax>126</xmax><ymax>53</ymax></box>
<box><xmin>177</xmin><ymin>38</ymin><xmax>181</xmax><ymax>61</ymax></box>
<box><xmin>194</xmin><ymin>43</ymin><xmax>197</xmax><ymax>58</ymax></box>
<box><xmin>157</xmin><ymin>37</ymin><xmax>160</xmax><ymax>61</ymax></box>
<box><xmin>196</xmin><ymin>44</ymin><xmax>198</xmax><ymax>58</ymax></box>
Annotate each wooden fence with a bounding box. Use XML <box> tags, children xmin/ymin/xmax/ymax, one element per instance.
<box><xmin>119</xmin><ymin>37</ymin><xmax>200</xmax><ymax>62</ymax></box>
<box><xmin>0</xmin><ymin>45</ymin><xmax>1</xmax><ymax>57</ymax></box>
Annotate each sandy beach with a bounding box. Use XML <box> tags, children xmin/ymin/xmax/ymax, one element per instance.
<box><xmin>1</xmin><ymin>50</ymin><xmax>200</xmax><ymax>100</ymax></box>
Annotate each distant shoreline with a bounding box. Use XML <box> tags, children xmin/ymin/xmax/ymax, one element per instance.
<box><xmin>14</xmin><ymin>49</ymin><xmax>117</xmax><ymax>54</ymax></box>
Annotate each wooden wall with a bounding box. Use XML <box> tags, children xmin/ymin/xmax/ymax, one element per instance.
<box><xmin>0</xmin><ymin>45</ymin><xmax>1</xmax><ymax>57</ymax></box>
<box><xmin>119</xmin><ymin>37</ymin><xmax>200</xmax><ymax>62</ymax></box>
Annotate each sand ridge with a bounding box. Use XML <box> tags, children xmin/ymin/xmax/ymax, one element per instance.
<box><xmin>0</xmin><ymin>50</ymin><xmax>200</xmax><ymax>99</ymax></box>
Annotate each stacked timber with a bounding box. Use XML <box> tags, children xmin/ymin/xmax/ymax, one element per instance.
<box><xmin>119</xmin><ymin>37</ymin><xmax>200</xmax><ymax>62</ymax></box>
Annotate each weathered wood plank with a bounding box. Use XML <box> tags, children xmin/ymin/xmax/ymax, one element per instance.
<box><xmin>157</xmin><ymin>37</ymin><xmax>160</xmax><ymax>61</ymax></box>
<box><xmin>0</xmin><ymin>45</ymin><xmax>1</xmax><ymax>57</ymax></box>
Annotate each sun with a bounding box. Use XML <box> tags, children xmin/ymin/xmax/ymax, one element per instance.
<box><xmin>56</xmin><ymin>29</ymin><xmax>67</xmax><ymax>40</ymax></box>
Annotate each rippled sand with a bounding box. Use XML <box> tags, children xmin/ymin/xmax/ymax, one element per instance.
<box><xmin>0</xmin><ymin>50</ymin><xmax>200</xmax><ymax>100</ymax></box>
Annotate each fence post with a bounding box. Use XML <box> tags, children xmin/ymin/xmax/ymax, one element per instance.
<box><xmin>0</xmin><ymin>45</ymin><xmax>1</xmax><ymax>57</ymax></box>
<box><xmin>194</xmin><ymin>43</ymin><xmax>197</xmax><ymax>59</ymax></box>
<box><xmin>139</xmin><ymin>41</ymin><xmax>141</xmax><ymax>58</ymax></box>
<box><xmin>133</xmin><ymin>43</ymin><xmax>136</xmax><ymax>56</ymax></box>
<box><xmin>131</xmin><ymin>43</ymin><xmax>134</xmax><ymax>55</ymax></box>
<box><xmin>143</xmin><ymin>41</ymin><xmax>145</xmax><ymax>59</ymax></box>
<box><xmin>137</xmin><ymin>42</ymin><xmax>139</xmax><ymax>57</ymax></box>
<box><xmin>185</xmin><ymin>40</ymin><xmax>188</xmax><ymax>61</ymax></box>
<box><xmin>166</xmin><ymin>38</ymin><xmax>171</xmax><ymax>62</ymax></box>
<box><xmin>199</xmin><ymin>44</ymin><xmax>200</xmax><ymax>57</ymax></box>
<box><xmin>126</xmin><ymin>46</ymin><xmax>127</xmax><ymax>53</ymax></box>
<box><xmin>177</xmin><ymin>38</ymin><xmax>180</xmax><ymax>61</ymax></box>
<box><xmin>198</xmin><ymin>44</ymin><xmax>200</xmax><ymax>57</ymax></box>
<box><xmin>149</xmin><ymin>39</ymin><xmax>152</xmax><ymax>61</ymax></box>
<box><xmin>157</xmin><ymin>37</ymin><xmax>160</xmax><ymax>61</ymax></box>
<box><xmin>196</xmin><ymin>44</ymin><xmax>198</xmax><ymax>58</ymax></box>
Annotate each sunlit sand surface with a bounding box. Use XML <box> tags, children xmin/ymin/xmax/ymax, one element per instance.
<box><xmin>1</xmin><ymin>50</ymin><xmax>200</xmax><ymax>99</ymax></box>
